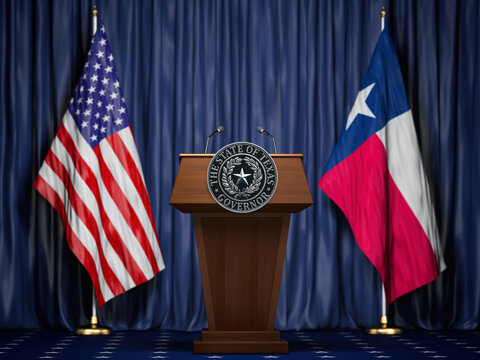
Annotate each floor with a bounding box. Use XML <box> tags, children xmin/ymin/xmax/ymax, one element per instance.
<box><xmin>0</xmin><ymin>329</ymin><xmax>479</xmax><ymax>359</ymax></box>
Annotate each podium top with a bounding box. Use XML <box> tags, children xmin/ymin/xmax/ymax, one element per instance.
<box><xmin>177</xmin><ymin>154</ymin><xmax>304</xmax><ymax>159</ymax></box>
<box><xmin>170</xmin><ymin>154</ymin><xmax>313</xmax><ymax>213</ymax></box>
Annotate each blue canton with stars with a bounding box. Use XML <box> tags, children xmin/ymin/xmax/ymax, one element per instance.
<box><xmin>68</xmin><ymin>19</ymin><xmax>130</xmax><ymax>148</ymax></box>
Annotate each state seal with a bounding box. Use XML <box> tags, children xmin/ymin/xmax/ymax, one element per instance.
<box><xmin>207</xmin><ymin>142</ymin><xmax>278</xmax><ymax>213</ymax></box>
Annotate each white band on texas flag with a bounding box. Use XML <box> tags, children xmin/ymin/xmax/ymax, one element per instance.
<box><xmin>318</xmin><ymin>23</ymin><xmax>445</xmax><ymax>305</ymax></box>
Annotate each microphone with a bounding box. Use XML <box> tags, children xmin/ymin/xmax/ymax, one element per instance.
<box><xmin>256</xmin><ymin>126</ymin><xmax>273</xmax><ymax>138</ymax></box>
<box><xmin>257</xmin><ymin>126</ymin><xmax>278</xmax><ymax>154</ymax></box>
<box><xmin>205</xmin><ymin>126</ymin><xmax>224</xmax><ymax>153</ymax></box>
<box><xmin>208</xmin><ymin>126</ymin><xmax>224</xmax><ymax>138</ymax></box>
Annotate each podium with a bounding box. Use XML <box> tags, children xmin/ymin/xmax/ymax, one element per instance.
<box><xmin>170</xmin><ymin>154</ymin><xmax>313</xmax><ymax>353</ymax></box>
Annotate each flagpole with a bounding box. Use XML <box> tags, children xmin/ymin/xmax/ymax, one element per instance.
<box><xmin>76</xmin><ymin>6</ymin><xmax>112</xmax><ymax>335</ymax></box>
<box><xmin>381</xmin><ymin>6</ymin><xmax>385</xmax><ymax>31</ymax></box>
<box><xmin>93</xmin><ymin>5</ymin><xmax>98</xmax><ymax>34</ymax></box>
<box><xmin>76</xmin><ymin>291</ymin><xmax>112</xmax><ymax>335</ymax></box>
<box><xmin>366</xmin><ymin>7</ymin><xmax>402</xmax><ymax>336</ymax></box>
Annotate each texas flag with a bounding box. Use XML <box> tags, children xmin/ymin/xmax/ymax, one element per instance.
<box><xmin>318</xmin><ymin>24</ymin><xmax>446</xmax><ymax>305</ymax></box>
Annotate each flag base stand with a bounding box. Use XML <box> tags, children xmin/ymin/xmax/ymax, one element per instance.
<box><xmin>76</xmin><ymin>316</ymin><xmax>112</xmax><ymax>335</ymax></box>
<box><xmin>366</xmin><ymin>316</ymin><xmax>402</xmax><ymax>335</ymax></box>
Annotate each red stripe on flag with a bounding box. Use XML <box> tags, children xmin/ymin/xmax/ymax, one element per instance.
<box><xmin>34</xmin><ymin>175</ymin><xmax>107</xmax><ymax>306</ymax></box>
<box><xmin>93</xmin><ymin>145</ymin><xmax>161</xmax><ymax>274</ymax></box>
<box><xmin>107</xmin><ymin>129</ymin><xmax>159</xmax><ymax>238</ymax></box>
<box><xmin>319</xmin><ymin>134</ymin><xmax>440</xmax><ymax>305</ymax></box>
<box><xmin>56</xmin><ymin>124</ymin><xmax>148</xmax><ymax>285</ymax></box>
<box><xmin>43</xmin><ymin>149</ymin><xmax>126</xmax><ymax>296</ymax></box>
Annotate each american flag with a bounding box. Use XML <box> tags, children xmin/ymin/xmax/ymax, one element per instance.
<box><xmin>34</xmin><ymin>19</ymin><xmax>165</xmax><ymax>307</ymax></box>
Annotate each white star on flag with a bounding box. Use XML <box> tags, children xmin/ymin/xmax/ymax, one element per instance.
<box><xmin>345</xmin><ymin>82</ymin><xmax>376</xmax><ymax>130</ymax></box>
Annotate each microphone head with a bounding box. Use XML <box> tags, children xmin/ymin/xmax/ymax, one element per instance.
<box><xmin>218</xmin><ymin>126</ymin><xmax>224</xmax><ymax>133</ymax></box>
<box><xmin>256</xmin><ymin>126</ymin><xmax>264</xmax><ymax>133</ymax></box>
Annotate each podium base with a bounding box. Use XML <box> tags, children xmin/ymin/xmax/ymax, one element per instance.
<box><xmin>193</xmin><ymin>330</ymin><xmax>288</xmax><ymax>354</ymax></box>
<box><xmin>76</xmin><ymin>316</ymin><xmax>112</xmax><ymax>335</ymax></box>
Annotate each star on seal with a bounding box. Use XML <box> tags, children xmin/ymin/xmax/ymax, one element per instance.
<box><xmin>233</xmin><ymin>168</ymin><xmax>251</xmax><ymax>186</ymax></box>
<box><xmin>207</xmin><ymin>142</ymin><xmax>278</xmax><ymax>214</ymax></box>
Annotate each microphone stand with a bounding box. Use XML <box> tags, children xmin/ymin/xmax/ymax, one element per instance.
<box><xmin>271</xmin><ymin>137</ymin><xmax>278</xmax><ymax>154</ymax></box>
<box><xmin>205</xmin><ymin>126</ymin><xmax>224</xmax><ymax>153</ymax></box>
<box><xmin>205</xmin><ymin>137</ymin><xmax>212</xmax><ymax>154</ymax></box>
<box><xmin>257</xmin><ymin>126</ymin><xmax>278</xmax><ymax>154</ymax></box>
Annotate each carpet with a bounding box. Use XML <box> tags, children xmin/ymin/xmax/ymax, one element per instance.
<box><xmin>0</xmin><ymin>329</ymin><xmax>479</xmax><ymax>359</ymax></box>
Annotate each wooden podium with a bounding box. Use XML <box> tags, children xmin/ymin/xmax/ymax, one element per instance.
<box><xmin>170</xmin><ymin>154</ymin><xmax>313</xmax><ymax>353</ymax></box>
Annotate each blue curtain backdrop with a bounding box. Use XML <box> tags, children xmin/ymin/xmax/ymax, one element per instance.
<box><xmin>1</xmin><ymin>0</ymin><xmax>479</xmax><ymax>331</ymax></box>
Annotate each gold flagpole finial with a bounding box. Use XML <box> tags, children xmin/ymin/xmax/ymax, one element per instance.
<box><xmin>93</xmin><ymin>5</ymin><xmax>98</xmax><ymax>17</ymax></box>
<box><xmin>380</xmin><ymin>6</ymin><xmax>386</xmax><ymax>18</ymax></box>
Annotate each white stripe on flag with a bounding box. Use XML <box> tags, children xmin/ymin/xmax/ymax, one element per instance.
<box><xmin>118</xmin><ymin>129</ymin><xmax>147</xmax><ymax>186</ymax></box>
<box><xmin>62</xmin><ymin>112</ymin><xmax>101</xmax><ymax>172</ymax></box>
<box><xmin>99</xmin><ymin>132</ymin><xmax>164</xmax><ymax>266</ymax></box>
<box><xmin>49</xmin><ymin>132</ymin><xmax>137</xmax><ymax>290</ymax></box>
<box><xmin>377</xmin><ymin>110</ymin><xmax>446</xmax><ymax>271</ymax></box>
<box><xmin>117</xmin><ymin>130</ymin><xmax>165</xmax><ymax>271</ymax></box>
<box><xmin>62</xmin><ymin>112</ymin><xmax>156</xmax><ymax>279</ymax></box>
<box><xmin>38</xmin><ymin>162</ymin><xmax>115</xmax><ymax>301</ymax></box>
